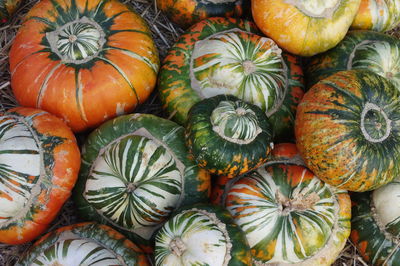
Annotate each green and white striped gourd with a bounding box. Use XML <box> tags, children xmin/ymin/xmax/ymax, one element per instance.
<box><xmin>307</xmin><ymin>30</ymin><xmax>400</xmax><ymax>89</ymax></box>
<box><xmin>186</xmin><ymin>94</ymin><xmax>273</xmax><ymax>177</ymax></box>
<box><xmin>154</xmin><ymin>204</ymin><xmax>251</xmax><ymax>266</ymax></box>
<box><xmin>73</xmin><ymin>113</ymin><xmax>210</xmax><ymax>252</ymax></box>
<box><xmin>351</xmin><ymin>179</ymin><xmax>400</xmax><ymax>265</ymax></box>
<box><xmin>17</xmin><ymin>222</ymin><xmax>150</xmax><ymax>265</ymax></box>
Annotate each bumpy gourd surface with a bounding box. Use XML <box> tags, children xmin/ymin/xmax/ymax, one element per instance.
<box><xmin>351</xmin><ymin>180</ymin><xmax>400</xmax><ymax>265</ymax></box>
<box><xmin>17</xmin><ymin>222</ymin><xmax>149</xmax><ymax>266</ymax></box>
<box><xmin>352</xmin><ymin>0</ymin><xmax>400</xmax><ymax>32</ymax></box>
<box><xmin>0</xmin><ymin>108</ymin><xmax>80</xmax><ymax>245</ymax></box>
<box><xmin>307</xmin><ymin>30</ymin><xmax>400</xmax><ymax>88</ymax></box>
<box><xmin>9</xmin><ymin>0</ymin><xmax>159</xmax><ymax>132</ymax></box>
<box><xmin>158</xmin><ymin>17</ymin><xmax>304</xmax><ymax>140</ymax></box>
<box><xmin>296</xmin><ymin>70</ymin><xmax>400</xmax><ymax>192</ymax></box>
<box><xmin>252</xmin><ymin>0</ymin><xmax>361</xmax><ymax>56</ymax></box>
<box><xmin>74</xmin><ymin>114</ymin><xmax>210</xmax><ymax>251</ymax></box>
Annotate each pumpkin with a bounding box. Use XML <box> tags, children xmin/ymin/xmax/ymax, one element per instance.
<box><xmin>0</xmin><ymin>0</ymin><xmax>22</xmax><ymax>22</ymax></box>
<box><xmin>73</xmin><ymin>113</ymin><xmax>210</xmax><ymax>252</ymax></box>
<box><xmin>252</xmin><ymin>0</ymin><xmax>361</xmax><ymax>56</ymax></box>
<box><xmin>351</xmin><ymin>179</ymin><xmax>400</xmax><ymax>265</ymax></box>
<box><xmin>17</xmin><ymin>222</ymin><xmax>150</xmax><ymax>265</ymax></box>
<box><xmin>352</xmin><ymin>0</ymin><xmax>400</xmax><ymax>32</ymax></box>
<box><xmin>213</xmin><ymin>147</ymin><xmax>351</xmax><ymax>264</ymax></box>
<box><xmin>156</xmin><ymin>0</ymin><xmax>243</xmax><ymax>28</ymax></box>
<box><xmin>154</xmin><ymin>204</ymin><xmax>251</xmax><ymax>265</ymax></box>
<box><xmin>296</xmin><ymin>70</ymin><xmax>400</xmax><ymax>192</ymax></box>
<box><xmin>186</xmin><ymin>95</ymin><xmax>273</xmax><ymax>178</ymax></box>
<box><xmin>9</xmin><ymin>0</ymin><xmax>159</xmax><ymax>132</ymax></box>
<box><xmin>158</xmin><ymin>17</ymin><xmax>304</xmax><ymax>141</ymax></box>
<box><xmin>306</xmin><ymin>30</ymin><xmax>400</xmax><ymax>89</ymax></box>
<box><xmin>0</xmin><ymin>107</ymin><xmax>80</xmax><ymax>245</ymax></box>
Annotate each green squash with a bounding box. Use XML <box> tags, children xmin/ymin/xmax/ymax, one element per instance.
<box><xmin>186</xmin><ymin>94</ymin><xmax>273</xmax><ymax>177</ymax></box>
<box><xmin>158</xmin><ymin>17</ymin><xmax>304</xmax><ymax>141</ymax></box>
<box><xmin>73</xmin><ymin>113</ymin><xmax>210</xmax><ymax>252</ymax></box>
<box><xmin>154</xmin><ymin>204</ymin><xmax>251</xmax><ymax>266</ymax></box>
<box><xmin>351</xmin><ymin>179</ymin><xmax>400</xmax><ymax>265</ymax></box>
<box><xmin>16</xmin><ymin>222</ymin><xmax>150</xmax><ymax>265</ymax></box>
<box><xmin>306</xmin><ymin>30</ymin><xmax>400</xmax><ymax>89</ymax></box>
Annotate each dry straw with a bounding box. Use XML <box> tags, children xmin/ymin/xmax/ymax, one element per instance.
<box><xmin>0</xmin><ymin>0</ymin><xmax>399</xmax><ymax>265</ymax></box>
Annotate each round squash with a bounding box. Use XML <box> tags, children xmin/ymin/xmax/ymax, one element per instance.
<box><xmin>296</xmin><ymin>70</ymin><xmax>400</xmax><ymax>192</ymax></box>
<box><xmin>252</xmin><ymin>0</ymin><xmax>361</xmax><ymax>56</ymax></box>
<box><xmin>0</xmin><ymin>107</ymin><xmax>80</xmax><ymax>245</ymax></box>
<box><xmin>351</xmin><ymin>179</ymin><xmax>400</xmax><ymax>265</ymax></box>
<box><xmin>186</xmin><ymin>94</ymin><xmax>273</xmax><ymax>177</ymax></box>
<box><xmin>154</xmin><ymin>204</ymin><xmax>251</xmax><ymax>266</ymax></box>
<box><xmin>9</xmin><ymin>0</ymin><xmax>159</xmax><ymax>132</ymax></box>
<box><xmin>0</xmin><ymin>0</ymin><xmax>22</xmax><ymax>22</ymax></box>
<box><xmin>215</xmin><ymin>157</ymin><xmax>351</xmax><ymax>264</ymax></box>
<box><xmin>73</xmin><ymin>113</ymin><xmax>210</xmax><ymax>252</ymax></box>
<box><xmin>351</xmin><ymin>0</ymin><xmax>400</xmax><ymax>32</ymax></box>
<box><xmin>157</xmin><ymin>0</ymin><xmax>243</xmax><ymax>28</ymax></box>
<box><xmin>158</xmin><ymin>17</ymin><xmax>304</xmax><ymax>141</ymax></box>
<box><xmin>16</xmin><ymin>222</ymin><xmax>150</xmax><ymax>265</ymax></box>
<box><xmin>306</xmin><ymin>30</ymin><xmax>400</xmax><ymax>89</ymax></box>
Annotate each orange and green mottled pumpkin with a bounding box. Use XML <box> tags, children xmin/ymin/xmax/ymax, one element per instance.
<box><xmin>212</xmin><ymin>143</ymin><xmax>351</xmax><ymax>265</ymax></box>
<box><xmin>74</xmin><ymin>113</ymin><xmax>210</xmax><ymax>252</ymax></box>
<box><xmin>352</xmin><ymin>0</ymin><xmax>400</xmax><ymax>32</ymax></box>
<box><xmin>9</xmin><ymin>0</ymin><xmax>159</xmax><ymax>132</ymax></box>
<box><xmin>17</xmin><ymin>222</ymin><xmax>150</xmax><ymax>265</ymax></box>
<box><xmin>0</xmin><ymin>0</ymin><xmax>22</xmax><ymax>22</ymax></box>
<box><xmin>0</xmin><ymin>107</ymin><xmax>80</xmax><ymax>245</ymax></box>
<box><xmin>157</xmin><ymin>0</ymin><xmax>243</xmax><ymax>28</ymax></box>
<box><xmin>306</xmin><ymin>30</ymin><xmax>400</xmax><ymax>89</ymax></box>
<box><xmin>351</xmin><ymin>179</ymin><xmax>400</xmax><ymax>265</ymax></box>
<box><xmin>158</xmin><ymin>17</ymin><xmax>304</xmax><ymax>141</ymax></box>
<box><xmin>252</xmin><ymin>0</ymin><xmax>361</xmax><ymax>56</ymax></box>
<box><xmin>154</xmin><ymin>204</ymin><xmax>251</xmax><ymax>265</ymax></box>
<box><xmin>296</xmin><ymin>70</ymin><xmax>400</xmax><ymax>192</ymax></box>
<box><xmin>186</xmin><ymin>94</ymin><xmax>273</xmax><ymax>177</ymax></box>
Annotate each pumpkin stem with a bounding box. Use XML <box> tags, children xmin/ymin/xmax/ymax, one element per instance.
<box><xmin>277</xmin><ymin>191</ymin><xmax>320</xmax><ymax>214</ymax></box>
<box><xmin>126</xmin><ymin>182</ymin><xmax>137</xmax><ymax>193</ymax></box>
<box><xmin>242</xmin><ymin>60</ymin><xmax>256</xmax><ymax>75</ymax></box>
<box><xmin>68</xmin><ymin>34</ymin><xmax>78</xmax><ymax>43</ymax></box>
<box><xmin>169</xmin><ymin>237</ymin><xmax>186</xmax><ymax>256</ymax></box>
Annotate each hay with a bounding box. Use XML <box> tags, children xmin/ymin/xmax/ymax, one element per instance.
<box><xmin>0</xmin><ymin>0</ymin><xmax>399</xmax><ymax>264</ymax></box>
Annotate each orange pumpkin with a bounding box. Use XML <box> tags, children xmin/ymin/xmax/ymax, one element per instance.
<box><xmin>0</xmin><ymin>107</ymin><xmax>80</xmax><ymax>244</ymax></box>
<box><xmin>9</xmin><ymin>0</ymin><xmax>159</xmax><ymax>132</ymax></box>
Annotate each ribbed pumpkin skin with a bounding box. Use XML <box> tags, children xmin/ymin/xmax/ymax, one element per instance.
<box><xmin>157</xmin><ymin>0</ymin><xmax>243</xmax><ymax>28</ymax></box>
<box><xmin>306</xmin><ymin>30</ymin><xmax>400</xmax><ymax>89</ymax></box>
<box><xmin>0</xmin><ymin>107</ymin><xmax>80</xmax><ymax>245</ymax></box>
<box><xmin>352</xmin><ymin>0</ymin><xmax>400</xmax><ymax>32</ymax></box>
<box><xmin>296</xmin><ymin>70</ymin><xmax>400</xmax><ymax>192</ymax></box>
<box><xmin>0</xmin><ymin>0</ymin><xmax>22</xmax><ymax>21</ymax></box>
<box><xmin>17</xmin><ymin>222</ymin><xmax>150</xmax><ymax>265</ymax></box>
<box><xmin>186</xmin><ymin>94</ymin><xmax>273</xmax><ymax>177</ymax></box>
<box><xmin>74</xmin><ymin>113</ymin><xmax>210</xmax><ymax>252</ymax></box>
<box><xmin>252</xmin><ymin>0</ymin><xmax>361</xmax><ymax>56</ymax></box>
<box><xmin>351</xmin><ymin>180</ymin><xmax>400</xmax><ymax>265</ymax></box>
<box><xmin>158</xmin><ymin>17</ymin><xmax>304</xmax><ymax>141</ymax></box>
<box><xmin>9</xmin><ymin>0</ymin><xmax>159</xmax><ymax>132</ymax></box>
<box><xmin>154</xmin><ymin>204</ymin><xmax>251</xmax><ymax>266</ymax></box>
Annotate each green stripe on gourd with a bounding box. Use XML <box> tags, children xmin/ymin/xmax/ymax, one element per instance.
<box><xmin>351</xmin><ymin>180</ymin><xmax>400</xmax><ymax>265</ymax></box>
<box><xmin>85</xmin><ymin>134</ymin><xmax>183</xmax><ymax>231</ymax></box>
<box><xmin>0</xmin><ymin>112</ymin><xmax>65</xmax><ymax>231</ymax></box>
<box><xmin>154</xmin><ymin>204</ymin><xmax>251</xmax><ymax>266</ymax></box>
<box><xmin>74</xmin><ymin>114</ymin><xmax>210</xmax><ymax>251</ymax></box>
<box><xmin>17</xmin><ymin>222</ymin><xmax>149</xmax><ymax>266</ymax></box>
<box><xmin>307</xmin><ymin>30</ymin><xmax>400</xmax><ymax>89</ymax></box>
<box><xmin>191</xmin><ymin>30</ymin><xmax>287</xmax><ymax>116</ymax></box>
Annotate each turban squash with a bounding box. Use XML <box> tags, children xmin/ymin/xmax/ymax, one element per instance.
<box><xmin>9</xmin><ymin>0</ymin><xmax>159</xmax><ymax>132</ymax></box>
